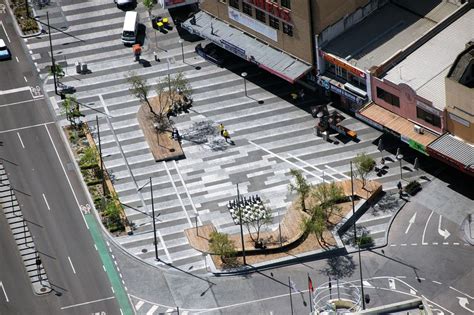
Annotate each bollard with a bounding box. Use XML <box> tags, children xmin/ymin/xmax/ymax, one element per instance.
<box><xmin>81</xmin><ymin>63</ymin><xmax>88</xmax><ymax>74</ymax></box>
<box><xmin>75</xmin><ymin>61</ymin><xmax>81</xmax><ymax>74</ymax></box>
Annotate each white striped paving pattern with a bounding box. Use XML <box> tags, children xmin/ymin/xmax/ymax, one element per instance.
<box><xmin>26</xmin><ymin>0</ymin><xmax>429</xmax><ymax>273</ymax></box>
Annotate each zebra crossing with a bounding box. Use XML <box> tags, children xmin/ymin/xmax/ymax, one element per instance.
<box><xmin>0</xmin><ymin>163</ymin><xmax>51</xmax><ymax>294</ymax></box>
<box><xmin>130</xmin><ymin>295</ymin><xmax>190</xmax><ymax>315</ymax></box>
<box><xmin>25</xmin><ymin>0</ymin><xmax>430</xmax><ymax>274</ymax></box>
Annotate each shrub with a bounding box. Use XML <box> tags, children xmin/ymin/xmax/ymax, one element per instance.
<box><xmin>357</xmin><ymin>235</ymin><xmax>374</xmax><ymax>248</ymax></box>
<box><xmin>208</xmin><ymin>231</ymin><xmax>237</xmax><ymax>265</ymax></box>
<box><xmin>404</xmin><ymin>180</ymin><xmax>422</xmax><ymax>196</ymax></box>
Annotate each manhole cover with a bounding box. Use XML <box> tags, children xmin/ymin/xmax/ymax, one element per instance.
<box><xmin>141</xmin><ymin>249</ymin><xmax>148</xmax><ymax>253</ymax></box>
<box><xmin>40</xmin><ymin>287</ymin><xmax>47</xmax><ymax>292</ymax></box>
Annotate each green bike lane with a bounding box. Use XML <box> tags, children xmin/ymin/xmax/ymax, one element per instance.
<box><xmin>84</xmin><ymin>213</ymin><xmax>134</xmax><ymax>315</ymax></box>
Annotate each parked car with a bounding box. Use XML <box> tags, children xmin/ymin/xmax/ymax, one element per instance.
<box><xmin>0</xmin><ymin>39</ymin><xmax>12</xmax><ymax>61</ymax></box>
<box><xmin>57</xmin><ymin>82</ymin><xmax>76</xmax><ymax>95</ymax></box>
<box><xmin>195</xmin><ymin>43</ymin><xmax>228</xmax><ymax>67</ymax></box>
<box><xmin>114</xmin><ymin>0</ymin><xmax>136</xmax><ymax>10</ymax></box>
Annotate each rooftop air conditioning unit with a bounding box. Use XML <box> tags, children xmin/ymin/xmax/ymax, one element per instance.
<box><xmin>414</xmin><ymin>125</ymin><xmax>424</xmax><ymax>134</ymax></box>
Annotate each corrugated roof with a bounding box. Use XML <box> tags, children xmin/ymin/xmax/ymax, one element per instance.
<box><xmin>182</xmin><ymin>11</ymin><xmax>312</xmax><ymax>83</ymax></box>
<box><xmin>428</xmin><ymin>133</ymin><xmax>474</xmax><ymax>167</ymax></box>
<box><xmin>383</xmin><ymin>9</ymin><xmax>474</xmax><ymax>111</ymax></box>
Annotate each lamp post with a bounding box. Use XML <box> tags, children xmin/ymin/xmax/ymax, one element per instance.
<box><xmin>138</xmin><ymin>177</ymin><xmax>159</xmax><ymax>260</ymax></box>
<box><xmin>236</xmin><ymin>184</ymin><xmax>246</xmax><ymax>265</ymax></box>
<box><xmin>396</xmin><ymin>150</ymin><xmax>404</xmax><ymax>181</ymax></box>
<box><xmin>351</xmin><ymin>161</ymin><xmax>366</xmax><ymax>310</ymax></box>
<box><xmin>241</xmin><ymin>72</ymin><xmax>248</xmax><ymax>97</ymax></box>
<box><xmin>46</xmin><ymin>12</ymin><xmax>58</xmax><ymax>95</ymax></box>
<box><xmin>178</xmin><ymin>39</ymin><xmax>184</xmax><ymax>62</ymax></box>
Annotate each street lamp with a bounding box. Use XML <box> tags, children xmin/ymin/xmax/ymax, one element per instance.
<box><xmin>241</xmin><ymin>72</ymin><xmax>248</xmax><ymax>97</ymax></box>
<box><xmin>46</xmin><ymin>12</ymin><xmax>58</xmax><ymax>95</ymax></box>
<box><xmin>396</xmin><ymin>149</ymin><xmax>404</xmax><ymax>180</ymax></box>
<box><xmin>236</xmin><ymin>184</ymin><xmax>246</xmax><ymax>265</ymax></box>
<box><xmin>138</xmin><ymin>177</ymin><xmax>159</xmax><ymax>261</ymax></box>
<box><xmin>178</xmin><ymin>39</ymin><xmax>184</xmax><ymax>62</ymax></box>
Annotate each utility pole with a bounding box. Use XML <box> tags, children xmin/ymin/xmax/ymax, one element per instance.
<box><xmin>351</xmin><ymin>161</ymin><xmax>366</xmax><ymax>310</ymax></box>
<box><xmin>150</xmin><ymin>177</ymin><xmax>158</xmax><ymax>261</ymax></box>
<box><xmin>47</xmin><ymin>12</ymin><xmax>58</xmax><ymax>95</ymax></box>
<box><xmin>96</xmin><ymin>116</ymin><xmax>106</xmax><ymax>200</ymax></box>
<box><xmin>237</xmin><ymin>184</ymin><xmax>246</xmax><ymax>265</ymax></box>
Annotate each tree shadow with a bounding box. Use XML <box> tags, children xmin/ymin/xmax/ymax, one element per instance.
<box><xmin>319</xmin><ymin>255</ymin><xmax>356</xmax><ymax>280</ymax></box>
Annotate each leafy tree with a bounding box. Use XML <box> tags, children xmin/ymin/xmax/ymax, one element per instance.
<box><xmin>301</xmin><ymin>208</ymin><xmax>326</xmax><ymax>247</ymax></box>
<box><xmin>49</xmin><ymin>64</ymin><xmax>65</xmax><ymax>79</ymax></box>
<box><xmin>288</xmin><ymin>169</ymin><xmax>311</xmax><ymax>212</ymax></box>
<box><xmin>353</xmin><ymin>153</ymin><xmax>375</xmax><ymax>189</ymax></box>
<box><xmin>143</xmin><ymin>0</ymin><xmax>154</xmax><ymax>18</ymax></box>
<box><xmin>170</xmin><ymin>72</ymin><xmax>192</xmax><ymax>103</ymax></box>
<box><xmin>312</xmin><ymin>182</ymin><xmax>344</xmax><ymax>223</ymax></box>
<box><xmin>127</xmin><ymin>72</ymin><xmax>155</xmax><ymax>115</ymax></box>
<box><xmin>208</xmin><ymin>231</ymin><xmax>236</xmax><ymax>264</ymax></box>
<box><xmin>61</xmin><ymin>95</ymin><xmax>83</xmax><ymax>127</ymax></box>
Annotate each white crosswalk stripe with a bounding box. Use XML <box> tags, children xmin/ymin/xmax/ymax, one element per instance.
<box><xmin>28</xmin><ymin>0</ymin><xmax>432</xmax><ymax>274</ymax></box>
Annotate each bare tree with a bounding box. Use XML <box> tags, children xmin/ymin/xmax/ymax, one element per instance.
<box><xmin>237</xmin><ymin>205</ymin><xmax>273</xmax><ymax>247</ymax></box>
<box><xmin>353</xmin><ymin>153</ymin><xmax>376</xmax><ymax>189</ymax></box>
<box><xmin>312</xmin><ymin>182</ymin><xmax>344</xmax><ymax>223</ymax></box>
<box><xmin>288</xmin><ymin>169</ymin><xmax>311</xmax><ymax>212</ymax></box>
<box><xmin>127</xmin><ymin>72</ymin><xmax>156</xmax><ymax>115</ymax></box>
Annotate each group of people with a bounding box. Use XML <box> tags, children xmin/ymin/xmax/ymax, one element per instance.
<box><xmin>218</xmin><ymin>123</ymin><xmax>232</xmax><ymax>143</ymax></box>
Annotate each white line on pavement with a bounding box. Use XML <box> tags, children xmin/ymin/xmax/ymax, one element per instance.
<box><xmin>15</xmin><ymin>56</ymin><xmax>19</xmax><ymax>63</ymax></box>
<box><xmin>111</xmin><ymin>286</ymin><xmax>114</xmax><ymax>294</ymax></box>
<box><xmin>0</xmin><ymin>281</ymin><xmax>9</xmax><ymax>302</ymax></box>
<box><xmin>146</xmin><ymin>305</ymin><xmax>158</xmax><ymax>315</ymax></box>
<box><xmin>17</xmin><ymin>132</ymin><xmax>25</xmax><ymax>148</ymax></box>
<box><xmin>23</xmin><ymin>76</ymin><xmax>28</xmax><ymax>83</ymax></box>
<box><xmin>42</xmin><ymin>193</ymin><xmax>51</xmax><ymax>211</ymax></box>
<box><xmin>163</xmin><ymin>161</ymin><xmax>193</xmax><ymax>227</ymax></box>
<box><xmin>325</xmin><ymin>165</ymin><xmax>350</xmax><ymax>179</ymax></box>
<box><xmin>0</xmin><ymin>98</ymin><xmax>43</xmax><ymax>108</ymax></box>
<box><xmin>449</xmin><ymin>286</ymin><xmax>474</xmax><ymax>299</ymax></box>
<box><xmin>68</xmin><ymin>256</ymin><xmax>76</xmax><ymax>274</ymax></box>
<box><xmin>60</xmin><ymin>296</ymin><xmax>115</xmax><ymax>310</ymax></box>
<box><xmin>0</xmin><ymin>86</ymin><xmax>31</xmax><ymax>95</ymax></box>
<box><xmin>44</xmin><ymin>125</ymin><xmax>89</xmax><ymax>229</ymax></box>
<box><xmin>0</xmin><ymin>21</ymin><xmax>10</xmax><ymax>43</ymax></box>
<box><xmin>173</xmin><ymin>160</ymin><xmax>199</xmax><ymax>216</ymax></box>
<box><xmin>0</xmin><ymin>122</ymin><xmax>54</xmax><ymax>134</ymax></box>
<box><xmin>421</xmin><ymin>210</ymin><xmax>433</xmax><ymax>245</ymax></box>
<box><xmin>432</xmin><ymin>280</ymin><xmax>442</xmax><ymax>284</ymax></box>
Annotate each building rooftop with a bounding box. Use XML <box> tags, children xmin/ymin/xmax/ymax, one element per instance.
<box><xmin>447</xmin><ymin>41</ymin><xmax>474</xmax><ymax>88</ymax></box>
<box><xmin>383</xmin><ymin>8</ymin><xmax>473</xmax><ymax>111</ymax></box>
<box><xmin>323</xmin><ymin>0</ymin><xmax>459</xmax><ymax>71</ymax></box>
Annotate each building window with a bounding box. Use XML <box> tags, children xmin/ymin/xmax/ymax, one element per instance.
<box><xmin>229</xmin><ymin>0</ymin><xmax>239</xmax><ymax>9</ymax></box>
<box><xmin>281</xmin><ymin>0</ymin><xmax>291</xmax><ymax>9</ymax></box>
<box><xmin>269</xmin><ymin>16</ymin><xmax>279</xmax><ymax>29</ymax></box>
<box><xmin>417</xmin><ymin>107</ymin><xmax>441</xmax><ymax>127</ymax></box>
<box><xmin>255</xmin><ymin>9</ymin><xmax>266</xmax><ymax>23</ymax></box>
<box><xmin>376</xmin><ymin>87</ymin><xmax>399</xmax><ymax>107</ymax></box>
<box><xmin>242</xmin><ymin>3</ymin><xmax>252</xmax><ymax>15</ymax></box>
<box><xmin>282</xmin><ymin>23</ymin><xmax>293</xmax><ymax>36</ymax></box>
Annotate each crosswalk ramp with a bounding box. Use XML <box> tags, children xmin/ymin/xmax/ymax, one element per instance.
<box><xmin>25</xmin><ymin>0</ymin><xmax>432</xmax><ymax>274</ymax></box>
<box><xmin>0</xmin><ymin>163</ymin><xmax>51</xmax><ymax>294</ymax></box>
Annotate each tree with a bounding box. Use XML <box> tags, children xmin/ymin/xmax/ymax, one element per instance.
<box><xmin>312</xmin><ymin>182</ymin><xmax>344</xmax><ymax>223</ymax></box>
<box><xmin>353</xmin><ymin>153</ymin><xmax>375</xmax><ymax>189</ymax></box>
<box><xmin>127</xmin><ymin>72</ymin><xmax>155</xmax><ymax>115</ymax></box>
<box><xmin>208</xmin><ymin>231</ymin><xmax>237</xmax><ymax>264</ymax></box>
<box><xmin>143</xmin><ymin>0</ymin><xmax>154</xmax><ymax>18</ymax></box>
<box><xmin>61</xmin><ymin>95</ymin><xmax>83</xmax><ymax>127</ymax></box>
<box><xmin>239</xmin><ymin>205</ymin><xmax>273</xmax><ymax>246</ymax></box>
<box><xmin>49</xmin><ymin>64</ymin><xmax>65</xmax><ymax>79</ymax></box>
<box><xmin>301</xmin><ymin>208</ymin><xmax>326</xmax><ymax>247</ymax></box>
<box><xmin>288</xmin><ymin>169</ymin><xmax>311</xmax><ymax>212</ymax></box>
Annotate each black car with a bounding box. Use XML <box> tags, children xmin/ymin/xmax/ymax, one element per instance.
<box><xmin>195</xmin><ymin>43</ymin><xmax>228</xmax><ymax>67</ymax></box>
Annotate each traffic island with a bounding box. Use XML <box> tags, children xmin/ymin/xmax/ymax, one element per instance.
<box><xmin>185</xmin><ymin>179</ymin><xmax>382</xmax><ymax>273</ymax></box>
<box><xmin>137</xmin><ymin>95</ymin><xmax>185</xmax><ymax>162</ymax></box>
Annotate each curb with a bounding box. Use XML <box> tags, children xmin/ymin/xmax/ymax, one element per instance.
<box><xmin>5</xmin><ymin>0</ymin><xmax>44</xmax><ymax>38</ymax></box>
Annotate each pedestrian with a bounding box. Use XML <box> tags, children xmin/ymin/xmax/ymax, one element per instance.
<box><xmin>222</xmin><ymin>129</ymin><xmax>230</xmax><ymax>143</ymax></box>
<box><xmin>218</xmin><ymin>123</ymin><xmax>225</xmax><ymax>136</ymax></box>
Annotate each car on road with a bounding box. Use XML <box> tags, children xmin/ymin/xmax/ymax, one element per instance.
<box><xmin>114</xmin><ymin>0</ymin><xmax>137</xmax><ymax>10</ymax></box>
<box><xmin>0</xmin><ymin>39</ymin><xmax>12</xmax><ymax>61</ymax></box>
<box><xmin>195</xmin><ymin>43</ymin><xmax>229</xmax><ymax>67</ymax></box>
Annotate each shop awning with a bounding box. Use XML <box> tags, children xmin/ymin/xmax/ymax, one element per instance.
<box><xmin>427</xmin><ymin>133</ymin><xmax>474</xmax><ymax>175</ymax></box>
<box><xmin>182</xmin><ymin>11</ymin><xmax>312</xmax><ymax>83</ymax></box>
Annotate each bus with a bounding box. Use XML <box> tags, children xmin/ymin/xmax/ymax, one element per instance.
<box><xmin>122</xmin><ymin>11</ymin><xmax>138</xmax><ymax>44</ymax></box>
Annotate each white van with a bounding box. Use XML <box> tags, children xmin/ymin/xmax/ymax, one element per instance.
<box><xmin>121</xmin><ymin>11</ymin><xmax>138</xmax><ymax>44</ymax></box>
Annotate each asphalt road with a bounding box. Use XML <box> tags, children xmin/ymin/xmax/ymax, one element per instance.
<box><xmin>0</xmin><ymin>7</ymin><xmax>125</xmax><ymax>315</ymax></box>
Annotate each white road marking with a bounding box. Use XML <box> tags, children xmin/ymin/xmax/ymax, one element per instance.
<box><xmin>102</xmin><ymin>265</ymin><xmax>106</xmax><ymax>272</ymax></box>
<box><xmin>15</xmin><ymin>56</ymin><xmax>19</xmax><ymax>63</ymax></box>
<box><xmin>173</xmin><ymin>160</ymin><xmax>199</xmax><ymax>215</ymax></box>
<box><xmin>421</xmin><ymin>210</ymin><xmax>433</xmax><ymax>245</ymax></box>
<box><xmin>405</xmin><ymin>212</ymin><xmax>417</xmax><ymax>234</ymax></box>
<box><xmin>0</xmin><ymin>86</ymin><xmax>31</xmax><ymax>95</ymax></box>
<box><xmin>390</xmin><ymin>244</ymin><xmax>397</xmax><ymax>247</ymax></box>
<box><xmin>0</xmin><ymin>281</ymin><xmax>9</xmax><ymax>302</ymax></box>
<box><xmin>362</xmin><ymin>280</ymin><xmax>373</xmax><ymax>287</ymax></box>
<box><xmin>410</xmin><ymin>289</ymin><xmax>417</xmax><ymax>295</ymax></box>
<box><xmin>111</xmin><ymin>286</ymin><xmax>114</xmax><ymax>294</ymax></box>
<box><xmin>24</xmin><ymin>76</ymin><xmax>28</xmax><ymax>83</ymax></box>
<box><xmin>163</xmin><ymin>161</ymin><xmax>192</xmax><ymax>226</ymax></box>
<box><xmin>60</xmin><ymin>296</ymin><xmax>115</xmax><ymax>310</ymax></box>
<box><xmin>411</xmin><ymin>243</ymin><xmax>417</xmax><ymax>246</ymax></box>
<box><xmin>45</xmin><ymin>125</ymin><xmax>89</xmax><ymax>229</ymax></box>
<box><xmin>0</xmin><ymin>98</ymin><xmax>42</xmax><ymax>108</ymax></box>
<box><xmin>325</xmin><ymin>164</ymin><xmax>350</xmax><ymax>179</ymax></box>
<box><xmin>67</xmin><ymin>256</ymin><xmax>76</xmax><ymax>274</ymax></box>
<box><xmin>0</xmin><ymin>21</ymin><xmax>10</xmax><ymax>42</ymax></box>
<box><xmin>400</xmin><ymin>243</ymin><xmax>407</xmax><ymax>246</ymax></box>
<box><xmin>438</xmin><ymin>215</ymin><xmax>450</xmax><ymax>240</ymax></box>
<box><xmin>432</xmin><ymin>280</ymin><xmax>442</xmax><ymax>284</ymax></box>
<box><xmin>42</xmin><ymin>193</ymin><xmax>51</xmax><ymax>210</ymax></box>
<box><xmin>388</xmin><ymin>278</ymin><xmax>396</xmax><ymax>290</ymax></box>
<box><xmin>135</xmin><ymin>300</ymin><xmax>144</xmax><ymax>310</ymax></box>
<box><xmin>17</xmin><ymin>132</ymin><xmax>25</xmax><ymax>148</ymax></box>
<box><xmin>450</xmin><ymin>286</ymin><xmax>474</xmax><ymax>299</ymax></box>
<box><xmin>146</xmin><ymin>305</ymin><xmax>158</xmax><ymax>315</ymax></box>
<box><xmin>94</xmin><ymin>244</ymin><xmax>98</xmax><ymax>251</ymax></box>
<box><xmin>0</xmin><ymin>122</ymin><xmax>54</xmax><ymax>134</ymax></box>
<box><xmin>442</xmin><ymin>242</ymin><xmax>449</xmax><ymax>245</ymax></box>
<box><xmin>433</xmin><ymin>242</ymin><xmax>438</xmax><ymax>245</ymax></box>
<box><xmin>453</xmin><ymin>242</ymin><xmax>460</xmax><ymax>245</ymax></box>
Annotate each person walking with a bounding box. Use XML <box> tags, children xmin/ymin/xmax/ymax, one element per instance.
<box><xmin>218</xmin><ymin>123</ymin><xmax>225</xmax><ymax>136</ymax></box>
<box><xmin>222</xmin><ymin>129</ymin><xmax>230</xmax><ymax>143</ymax></box>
